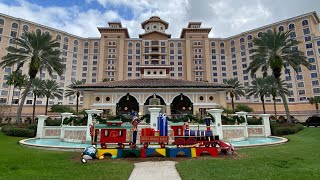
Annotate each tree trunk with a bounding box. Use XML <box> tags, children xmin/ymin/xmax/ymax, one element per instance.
<box><xmin>9</xmin><ymin>85</ymin><xmax>15</xmax><ymax>119</ymax></box>
<box><xmin>76</xmin><ymin>92</ymin><xmax>79</xmax><ymax>114</ymax></box>
<box><xmin>316</xmin><ymin>103</ymin><xmax>319</xmax><ymax>115</ymax></box>
<box><xmin>230</xmin><ymin>92</ymin><xmax>235</xmax><ymax>113</ymax></box>
<box><xmin>276</xmin><ymin>78</ymin><xmax>291</xmax><ymax>122</ymax></box>
<box><xmin>45</xmin><ymin>97</ymin><xmax>49</xmax><ymax>115</ymax></box>
<box><xmin>16</xmin><ymin>79</ymin><xmax>32</xmax><ymax>122</ymax></box>
<box><xmin>273</xmin><ymin>96</ymin><xmax>277</xmax><ymax>120</ymax></box>
<box><xmin>32</xmin><ymin>95</ymin><xmax>37</xmax><ymax>124</ymax></box>
<box><xmin>261</xmin><ymin>96</ymin><xmax>266</xmax><ymax>114</ymax></box>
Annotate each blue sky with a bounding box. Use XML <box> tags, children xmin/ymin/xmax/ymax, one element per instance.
<box><xmin>0</xmin><ymin>0</ymin><xmax>319</xmax><ymax>38</ymax></box>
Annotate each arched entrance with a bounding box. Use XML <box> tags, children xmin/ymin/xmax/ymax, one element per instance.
<box><xmin>144</xmin><ymin>94</ymin><xmax>166</xmax><ymax>114</ymax></box>
<box><xmin>116</xmin><ymin>93</ymin><xmax>139</xmax><ymax>115</ymax></box>
<box><xmin>171</xmin><ymin>94</ymin><xmax>193</xmax><ymax>116</ymax></box>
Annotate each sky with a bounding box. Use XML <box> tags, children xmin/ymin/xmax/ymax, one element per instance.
<box><xmin>0</xmin><ymin>0</ymin><xmax>319</xmax><ymax>38</ymax></box>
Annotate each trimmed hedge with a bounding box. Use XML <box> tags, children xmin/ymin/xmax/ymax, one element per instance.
<box><xmin>4</xmin><ymin>127</ymin><xmax>35</xmax><ymax>138</ymax></box>
<box><xmin>247</xmin><ymin>117</ymin><xmax>263</xmax><ymax>125</ymax></box>
<box><xmin>271</xmin><ymin>123</ymin><xmax>304</xmax><ymax>136</ymax></box>
<box><xmin>45</xmin><ymin>119</ymin><xmax>61</xmax><ymax>126</ymax></box>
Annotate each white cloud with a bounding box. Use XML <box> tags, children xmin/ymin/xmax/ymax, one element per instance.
<box><xmin>0</xmin><ymin>0</ymin><xmax>319</xmax><ymax>38</ymax></box>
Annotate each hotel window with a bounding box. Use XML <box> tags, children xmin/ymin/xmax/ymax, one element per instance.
<box><xmin>128</xmin><ymin>49</ymin><xmax>132</xmax><ymax>54</ymax></box>
<box><xmin>240</xmin><ymin>45</ymin><xmax>245</xmax><ymax>50</ymax></box>
<box><xmin>93</xmin><ymin>55</ymin><xmax>98</xmax><ymax>60</ymax></box>
<box><xmin>314</xmin><ymin>88</ymin><xmax>320</xmax><ymax>94</ymax></box>
<box><xmin>232</xmin><ymin>60</ymin><xmax>236</xmax><ymax>64</ymax></box>
<box><xmin>92</xmin><ymin>79</ymin><xmax>97</xmax><ymax>82</ymax></box>
<box><xmin>213</xmin><ymin>78</ymin><xmax>218</xmax><ymax>82</ymax></box>
<box><xmin>297</xmin><ymin>82</ymin><xmax>304</xmax><ymax>87</ymax></box>
<box><xmin>221</xmin><ymin>49</ymin><xmax>225</xmax><ymax>54</ymax></box>
<box><xmin>306</xmin><ymin>43</ymin><xmax>312</xmax><ymax>49</ymax></box>
<box><xmin>243</xmin><ymin>76</ymin><xmax>248</xmax><ymax>80</ymax></box>
<box><xmin>285</xmin><ymin>76</ymin><xmax>291</xmax><ymax>81</ymax></box>
<box><xmin>289</xmin><ymin>32</ymin><xmax>296</xmax><ymax>38</ymax></box>
<box><xmin>221</xmin><ymin>56</ymin><xmax>225</xmax><ymax>60</ymax></box>
<box><xmin>233</xmin><ymin>72</ymin><xmax>237</xmax><ymax>76</ymax></box>
<box><xmin>248</xmin><ymin>42</ymin><xmax>253</xmax><ymax>48</ymax></box>
<box><xmin>298</xmin><ymin>90</ymin><xmax>305</xmax><ymax>95</ymax></box>
<box><xmin>296</xmin><ymin>74</ymin><xmax>303</xmax><ymax>80</ymax></box>
<box><xmin>136</xmin><ymin>49</ymin><xmax>140</xmax><ymax>54</ymax></box>
<box><xmin>136</xmin><ymin>55</ymin><xmax>140</xmax><ymax>60</ymax></box>
<box><xmin>136</xmin><ymin>42</ymin><xmax>140</xmax><ymax>48</ymax></box>
<box><xmin>222</xmin><ymin>73</ymin><xmax>227</xmax><ymax>77</ymax></box>
<box><xmin>288</xmin><ymin>23</ymin><xmax>295</xmax><ymax>30</ymax></box>
<box><xmin>241</xmin><ymin>51</ymin><xmax>246</xmax><ymax>56</ymax></box>
<box><xmin>145</xmin><ymin>41</ymin><xmax>150</xmax><ymax>46</ymax></box>
<box><xmin>243</xmin><ymin>70</ymin><xmax>247</xmax><ymax>74</ymax></box>
<box><xmin>213</xmin><ymin>73</ymin><xmax>218</xmax><ymax>76</ymax></box>
<box><xmin>232</xmin><ymin>65</ymin><xmax>237</xmax><ymax>70</ymax></box>
<box><xmin>160</xmin><ymin>41</ymin><xmax>165</xmax><ymax>46</ymax></box>
<box><xmin>177</xmin><ymin>42</ymin><xmax>182</xmax><ymax>48</ymax></box>
<box><xmin>242</xmin><ymin>58</ymin><xmax>246</xmax><ymax>62</ymax></box>
<box><xmin>310</xmin><ymin>65</ymin><xmax>317</xmax><ymax>70</ymax></box>
<box><xmin>304</xmin><ymin>36</ymin><xmax>311</xmax><ymax>42</ymax></box>
<box><xmin>178</xmin><ymin>56</ymin><xmax>182</xmax><ymax>60</ymax></box>
<box><xmin>299</xmin><ymin>97</ymin><xmax>307</xmax><ymax>101</ymax></box>
<box><xmin>170</xmin><ymin>73</ymin><xmax>174</xmax><ymax>77</ymax></box>
<box><xmin>221</xmin><ymin>61</ymin><xmax>226</xmax><ymax>65</ymax></box>
<box><xmin>128</xmin><ymin>42</ymin><xmax>133</xmax><ymax>47</ymax></box>
<box><xmin>11</xmin><ymin>22</ymin><xmax>18</xmax><ymax>29</ymax></box>
<box><xmin>257</xmin><ymin>32</ymin><xmax>263</xmax><ymax>37</ymax></box>
<box><xmin>136</xmin><ymin>73</ymin><xmax>140</xmax><ymax>77</ymax></box>
<box><xmin>312</xmin><ymin>80</ymin><xmax>319</xmax><ymax>86</ymax></box>
<box><xmin>288</xmin><ymin>98</ymin><xmax>295</xmax><ymax>102</ymax></box>
<box><xmin>211</xmin><ymin>42</ymin><xmax>215</xmax><ymax>47</ymax></box>
<box><xmin>84</xmin><ymin>42</ymin><xmax>89</xmax><ymax>47</ymax></box>
<box><xmin>311</xmin><ymin>72</ymin><xmax>318</xmax><ymax>78</ymax></box>
<box><xmin>307</xmin><ymin>50</ymin><xmax>314</xmax><ymax>56</ymax></box>
<box><xmin>242</xmin><ymin>64</ymin><xmax>247</xmax><ymax>68</ymax></box>
<box><xmin>278</xmin><ymin>26</ymin><xmax>284</xmax><ymax>32</ymax></box>
<box><xmin>240</xmin><ymin>38</ymin><xmax>245</xmax><ymax>43</ymax></box>
<box><xmin>230</xmin><ymin>40</ymin><xmax>235</xmax><ymax>46</ymax></box>
<box><xmin>93</xmin><ymin>61</ymin><xmax>98</xmax><ymax>65</ymax></box>
<box><xmin>220</xmin><ymin>42</ymin><xmax>225</xmax><ymax>47</ymax></box>
<box><xmin>93</xmin><ymin>48</ymin><xmax>98</xmax><ymax>53</ymax></box>
<box><xmin>82</xmin><ymin>73</ymin><xmax>87</xmax><ymax>77</ymax></box>
<box><xmin>178</xmin><ymin>73</ymin><xmax>182</xmax><ymax>77</ymax></box>
<box><xmin>212</xmin><ymin>55</ymin><xmax>216</xmax><ymax>60</ymax></box>
<box><xmin>221</xmin><ymin>67</ymin><xmax>226</xmax><ymax>71</ymax></box>
<box><xmin>303</xmin><ymin>28</ymin><xmax>310</xmax><ymax>35</ymax></box>
<box><xmin>302</xmin><ymin>20</ymin><xmax>309</xmax><ymax>26</ymax></box>
<box><xmin>247</xmin><ymin>35</ymin><xmax>253</xmax><ymax>40</ymax></box>
<box><xmin>83</xmin><ymin>61</ymin><xmax>88</xmax><ymax>65</ymax></box>
<box><xmin>317</xmin><ymin>41</ymin><xmax>320</xmax><ymax>46</ymax></box>
<box><xmin>231</xmin><ymin>47</ymin><xmax>235</xmax><ymax>53</ymax></box>
<box><xmin>0</xmin><ymin>18</ymin><xmax>4</xmax><ymax>25</ymax></box>
<box><xmin>128</xmin><ymin>61</ymin><xmax>132</xmax><ymax>65</ymax></box>
<box><xmin>231</xmin><ymin>54</ymin><xmax>236</xmax><ymax>58</ymax></box>
<box><xmin>94</xmin><ymin>42</ymin><xmax>99</xmax><ymax>46</ymax></box>
<box><xmin>212</xmin><ymin>61</ymin><xmax>216</xmax><ymax>65</ymax></box>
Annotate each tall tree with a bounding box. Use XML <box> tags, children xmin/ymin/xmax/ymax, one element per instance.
<box><xmin>223</xmin><ymin>78</ymin><xmax>245</xmax><ymax>113</ymax></box>
<box><xmin>5</xmin><ymin>71</ymin><xmax>28</xmax><ymax>115</ymax></box>
<box><xmin>42</xmin><ymin>79</ymin><xmax>62</xmax><ymax>115</ymax></box>
<box><xmin>247</xmin><ymin>29</ymin><xmax>310</xmax><ymax>122</ymax></box>
<box><xmin>0</xmin><ymin>31</ymin><xmax>63</xmax><ymax>122</ymax></box>
<box><xmin>29</xmin><ymin>78</ymin><xmax>44</xmax><ymax>123</ymax></box>
<box><xmin>309</xmin><ymin>96</ymin><xmax>320</xmax><ymax>115</ymax></box>
<box><xmin>265</xmin><ymin>76</ymin><xmax>289</xmax><ymax>120</ymax></box>
<box><xmin>65</xmin><ymin>80</ymin><xmax>84</xmax><ymax>114</ymax></box>
<box><xmin>247</xmin><ymin>77</ymin><xmax>268</xmax><ymax>114</ymax></box>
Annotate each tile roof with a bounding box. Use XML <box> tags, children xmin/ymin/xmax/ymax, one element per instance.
<box><xmin>75</xmin><ymin>78</ymin><xmax>232</xmax><ymax>89</ymax></box>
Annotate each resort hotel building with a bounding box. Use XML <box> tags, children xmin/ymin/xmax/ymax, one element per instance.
<box><xmin>0</xmin><ymin>12</ymin><xmax>320</xmax><ymax>119</ymax></box>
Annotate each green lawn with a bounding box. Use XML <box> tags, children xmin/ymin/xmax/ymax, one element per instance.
<box><xmin>176</xmin><ymin>128</ymin><xmax>320</xmax><ymax>180</ymax></box>
<box><xmin>0</xmin><ymin>133</ymin><xmax>134</xmax><ymax>180</ymax></box>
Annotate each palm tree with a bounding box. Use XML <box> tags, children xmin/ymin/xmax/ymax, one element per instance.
<box><xmin>65</xmin><ymin>80</ymin><xmax>84</xmax><ymax>114</ymax></box>
<box><xmin>223</xmin><ymin>78</ymin><xmax>245</xmax><ymax>113</ymax></box>
<box><xmin>42</xmin><ymin>79</ymin><xmax>62</xmax><ymax>115</ymax></box>
<box><xmin>29</xmin><ymin>78</ymin><xmax>45</xmax><ymax>123</ymax></box>
<box><xmin>0</xmin><ymin>31</ymin><xmax>63</xmax><ymax>122</ymax></box>
<box><xmin>309</xmin><ymin>96</ymin><xmax>320</xmax><ymax>115</ymax></box>
<box><xmin>247</xmin><ymin>29</ymin><xmax>310</xmax><ymax>122</ymax></box>
<box><xmin>5</xmin><ymin>71</ymin><xmax>28</xmax><ymax>115</ymax></box>
<box><xmin>265</xmin><ymin>76</ymin><xmax>289</xmax><ymax>120</ymax></box>
<box><xmin>247</xmin><ymin>77</ymin><xmax>268</xmax><ymax>114</ymax></box>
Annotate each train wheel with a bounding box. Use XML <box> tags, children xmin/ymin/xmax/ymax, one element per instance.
<box><xmin>175</xmin><ymin>138</ymin><xmax>186</xmax><ymax>147</ymax></box>
<box><xmin>119</xmin><ymin>143</ymin><xmax>125</xmax><ymax>149</ymax></box>
<box><xmin>160</xmin><ymin>143</ymin><xmax>165</xmax><ymax>148</ymax></box>
<box><xmin>187</xmin><ymin>138</ymin><xmax>197</xmax><ymax>145</ymax></box>
<box><xmin>143</xmin><ymin>142</ymin><xmax>148</xmax><ymax>149</ymax></box>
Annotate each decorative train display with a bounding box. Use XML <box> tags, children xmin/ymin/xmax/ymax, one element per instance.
<box><xmin>86</xmin><ymin>113</ymin><xmax>234</xmax><ymax>160</ymax></box>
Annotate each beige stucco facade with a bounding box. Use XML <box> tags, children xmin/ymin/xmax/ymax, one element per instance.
<box><xmin>0</xmin><ymin>12</ymin><xmax>320</xmax><ymax>118</ymax></box>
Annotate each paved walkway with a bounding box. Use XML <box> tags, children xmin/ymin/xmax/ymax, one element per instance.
<box><xmin>128</xmin><ymin>161</ymin><xmax>181</xmax><ymax>180</ymax></box>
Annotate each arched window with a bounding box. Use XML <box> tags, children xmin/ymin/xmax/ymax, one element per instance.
<box><xmin>74</xmin><ymin>40</ymin><xmax>79</xmax><ymax>46</ymax></box>
<box><xmin>302</xmin><ymin>20</ymin><xmax>308</xmax><ymax>26</ymax></box>
<box><xmin>22</xmin><ymin>25</ymin><xmax>29</xmax><ymax>32</ymax></box>
<box><xmin>211</xmin><ymin>41</ymin><xmax>215</xmax><ymax>47</ymax></box>
<box><xmin>266</xmin><ymin>29</ymin><xmax>272</xmax><ymax>33</ymax></box>
<box><xmin>94</xmin><ymin>41</ymin><xmax>99</xmax><ymax>46</ymax></box>
<box><xmin>128</xmin><ymin>42</ymin><xmax>133</xmax><ymax>47</ymax></box>
<box><xmin>11</xmin><ymin>22</ymin><xmax>18</xmax><ymax>29</ymax></box>
<box><xmin>56</xmin><ymin>34</ymin><xmax>61</xmax><ymax>41</ymax></box>
<box><xmin>240</xmin><ymin>37</ymin><xmax>245</xmax><ymax>43</ymax></box>
<box><xmin>35</xmin><ymin>28</ymin><xmax>42</xmax><ymax>34</ymax></box>
<box><xmin>220</xmin><ymin>42</ymin><xmax>224</xmax><ymax>47</ymax></box>
<box><xmin>64</xmin><ymin>37</ymin><xmax>69</xmax><ymax>43</ymax></box>
<box><xmin>247</xmin><ymin>35</ymin><xmax>252</xmax><ymax>41</ymax></box>
<box><xmin>84</xmin><ymin>42</ymin><xmax>89</xmax><ymax>47</ymax></box>
<box><xmin>278</xmin><ymin>26</ymin><xmax>284</xmax><ymax>32</ymax></box>
<box><xmin>288</xmin><ymin>23</ymin><xmax>295</xmax><ymax>30</ymax></box>
<box><xmin>230</xmin><ymin>40</ymin><xmax>234</xmax><ymax>46</ymax></box>
<box><xmin>257</xmin><ymin>32</ymin><xmax>263</xmax><ymax>37</ymax></box>
<box><xmin>136</xmin><ymin>42</ymin><xmax>140</xmax><ymax>48</ymax></box>
<box><xmin>177</xmin><ymin>42</ymin><xmax>182</xmax><ymax>48</ymax></box>
<box><xmin>0</xmin><ymin>18</ymin><xmax>4</xmax><ymax>25</ymax></box>
<box><xmin>44</xmin><ymin>31</ymin><xmax>50</xmax><ymax>35</ymax></box>
<box><xmin>170</xmin><ymin>42</ymin><xmax>174</xmax><ymax>48</ymax></box>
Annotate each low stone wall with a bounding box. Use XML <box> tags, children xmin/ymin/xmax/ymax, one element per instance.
<box><xmin>62</xmin><ymin>126</ymin><xmax>86</xmax><ymax>143</ymax></box>
<box><xmin>222</xmin><ymin>125</ymin><xmax>246</xmax><ymax>141</ymax></box>
<box><xmin>43</xmin><ymin>127</ymin><xmax>61</xmax><ymax>138</ymax></box>
<box><xmin>248</xmin><ymin>125</ymin><xmax>265</xmax><ymax>137</ymax></box>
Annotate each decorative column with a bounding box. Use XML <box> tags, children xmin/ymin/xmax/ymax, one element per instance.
<box><xmin>36</xmin><ymin>115</ymin><xmax>48</xmax><ymax>138</ymax></box>
<box><xmin>148</xmin><ymin>108</ymin><xmax>161</xmax><ymax>129</ymax></box>
<box><xmin>60</xmin><ymin>112</ymin><xmax>73</xmax><ymax>140</ymax></box>
<box><xmin>139</xmin><ymin>104</ymin><xmax>144</xmax><ymax>117</ymax></box>
<box><xmin>85</xmin><ymin>109</ymin><xmax>103</xmax><ymax>142</ymax></box>
<box><xmin>236</xmin><ymin>111</ymin><xmax>248</xmax><ymax>138</ymax></box>
<box><xmin>260</xmin><ymin>114</ymin><xmax>271</xmax><ymax>137</ymax></box>
<box><xmin>165</xmin><ymin>104</ymin><xmax>171</xmax><ymax>116</ymax></box>
<box><xmin>207</xmin><ymin>109</ymin><xmax>224</xmax><ymax>140</ymax></box>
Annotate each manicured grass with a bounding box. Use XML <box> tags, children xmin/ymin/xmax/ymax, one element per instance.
<box><xmin>0</xmin><ymin>133</ymin><xmax>134</xmax><ymax>180</ymax></box>
<box><xmin>176</xmin><ymin>128</ymin><xmax>320</xmax><ymax>179</ymax></box>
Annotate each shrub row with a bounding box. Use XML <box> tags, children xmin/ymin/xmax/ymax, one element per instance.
<box><xmin>1</xmin><ymin>124</ymin><xmax>37</xmax><ymax>138</ymax></box>
<box><xmin>271</xmin><ymin>123</ymin><xmax>304</xmax><ymax>136</ymax></box>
